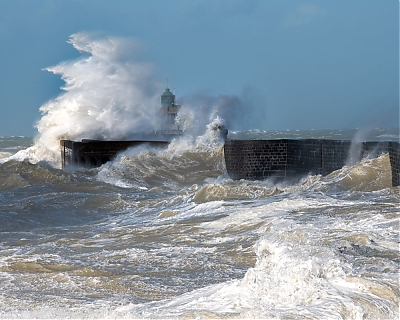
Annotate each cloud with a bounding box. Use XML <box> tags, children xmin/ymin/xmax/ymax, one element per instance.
<box><xmin>282</xmin><ymin>3</ymin><xmax>327</xmax><ymax>27</ymax></box>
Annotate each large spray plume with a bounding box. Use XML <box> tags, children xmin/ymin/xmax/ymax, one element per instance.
<box><xmin>33</xmin><ymin>33</ymin><xmax>164</xmax><ymax>163</ymax></box>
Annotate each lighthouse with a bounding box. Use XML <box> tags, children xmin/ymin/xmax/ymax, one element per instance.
<box><xmin>160</xmin><ymin>87</ymin><xmax>181</xmax><ymax>132</ymax></box>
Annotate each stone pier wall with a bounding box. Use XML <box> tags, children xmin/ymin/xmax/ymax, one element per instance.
<box><xmin>223</xmin><ymin>139</ymin><xmax>289</xmax><ymax>180</ymax></box>
<box><xmin>60</xmin><ymin>138</ymin><xmax>400</xmax><ymax>186</ymax></box>
<box><xmin>61</xmin><ymin>140</ymin><xmax>169</xmax><ymax>168</ymax></box>
<box><xmin>224</xmin><ymin>139</ymin><xmax>399</xmax><ymax>186</ymax></box>
<box><xmin>389</xmin><ymin>141</ymin><xmax>400</xmax><ymax>187</ymax></box>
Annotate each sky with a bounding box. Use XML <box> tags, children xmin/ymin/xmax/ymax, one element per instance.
<box><xmin>0</xmin><ymin>0</ymin><xmax>398</xmax><ymax>136</ymax></box>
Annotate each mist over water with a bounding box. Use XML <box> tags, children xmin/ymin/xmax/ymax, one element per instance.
<box><xmin>177</xmin><ymin>85</ymin><xmax>268</xmax><ymax>136</ymax></box>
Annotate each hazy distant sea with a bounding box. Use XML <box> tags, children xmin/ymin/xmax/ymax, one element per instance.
<box><xmin>0</xmin><ymin>136</ymin><xmax>33</xmax><ymax>160</ymax></box>
<box><xmin>0</xmin><ymin>128</ymin><xmax>399</xmax><ymax>319</ymax></box>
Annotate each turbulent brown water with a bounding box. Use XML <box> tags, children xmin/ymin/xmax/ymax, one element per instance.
<box><xmin>0</xmin><ymin>129</ymin><xmax>399</xmax><ymax>319</ymax></box>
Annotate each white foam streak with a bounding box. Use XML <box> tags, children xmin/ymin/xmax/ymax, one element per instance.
<box><xmin>122</xmin><ymin>233</ymin><xmax>391</xmax><ymax>319</ymax></box>
<box><xmin>119</xmin><ymin>235</ymin><xmax>360</xmax><ymax>319</ymax></box>
<box><xmin>117</xmin><ymin>193</ymin><xmax>398</xmax><ymax>319</ymax></box>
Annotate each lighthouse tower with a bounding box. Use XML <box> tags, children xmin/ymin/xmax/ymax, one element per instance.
<box><xmin>160</xmin><ymin>88</ymin><xmax>181</xmax><ymax>132</ymax></box>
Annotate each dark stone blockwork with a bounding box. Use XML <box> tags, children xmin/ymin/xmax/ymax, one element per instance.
<box><xmin>60</xmin><ymin>139</ymin><xmax>169</xmax><ymax>168</ymax></box>
<box><xmin>389</xmin><ymin>141</ymin><xmax>400</xmax><ymax>187</ymax></box>
<box><xmin>224</xmin><ymin>139</ymin><xmax>400</xmax><ymax>187</ymax></box>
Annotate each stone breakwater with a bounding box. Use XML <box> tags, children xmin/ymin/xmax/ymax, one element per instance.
<box><xmin>61</xmin><ymin>138</ymin><xmax>399</xmax><ymax>187</ymax></box>
<box><xmin>223</xmin><ymin>139</ymin><xmax>400</xmax><ymax>187</ymax></box>
<box><xmin>389</xmin><ymin>141</ymin><xmax>400</xmax><ymax>187</ymax></box>
<box><xmin>60</xmin><ymin>139</ymin><xmax>169</xmax><ymax>168</ymax></box>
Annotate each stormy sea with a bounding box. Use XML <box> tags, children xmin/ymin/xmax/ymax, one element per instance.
<box><xmin>0</xmin><ymin>33</ymin><xmax>399</xmax><ymax>319</ymax></box>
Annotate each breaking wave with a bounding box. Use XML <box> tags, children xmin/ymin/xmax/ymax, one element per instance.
<box><xmin>1</xmin><ymin>33</ymin><xmax>228</xmax><ymax>167</ymax></box>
